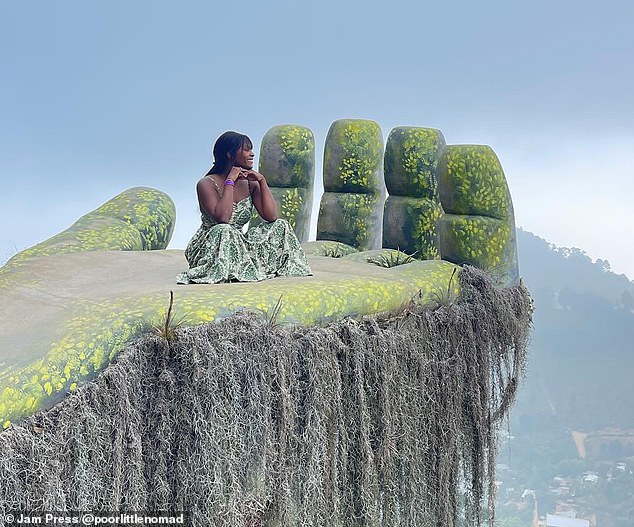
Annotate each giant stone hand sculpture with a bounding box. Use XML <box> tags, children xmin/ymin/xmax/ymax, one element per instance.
<box><xmin>0</xmin><ymin>120</ymin><xmax>518</xmax><ymax>429</ymax></box>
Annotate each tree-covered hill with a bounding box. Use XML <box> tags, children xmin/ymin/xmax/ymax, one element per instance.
<box><xmin>517</xmin><ymin>228</ymin><xmax>634</xmax><ymax>304</ymax></box>
<box><xmin>513</xmin><ymin>229</ymin><xmax>634</xmax><ymax>431</ymax></box>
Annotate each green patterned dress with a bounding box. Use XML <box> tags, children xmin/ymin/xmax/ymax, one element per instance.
<box><xmin>177</xmin><ymin>195</ymin><xmax>312</xmax><ymax>284</ymax></box>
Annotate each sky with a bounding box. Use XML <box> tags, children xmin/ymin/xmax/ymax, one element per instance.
<box><xmin>1</xmin><ymin>0</ymin><xmax>633</xmax><ymax>279</ymax></box>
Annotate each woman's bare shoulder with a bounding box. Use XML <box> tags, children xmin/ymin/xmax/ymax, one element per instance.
<box><xmin>197</xmin><ymin>174</ymin><xmax>217</xmax><ymax>188</ymax></box>
<box><xmin>199</xmin><ymin>173</ymin><xmax>215</xmax><ymax>182</ymax></box>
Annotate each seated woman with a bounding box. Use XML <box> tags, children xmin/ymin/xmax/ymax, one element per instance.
<box><xmin>177</xmin><ymin>131</ymin><xmax>312</xmax><ymax>284</ymax></box>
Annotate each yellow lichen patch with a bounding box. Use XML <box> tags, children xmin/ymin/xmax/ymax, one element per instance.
<box><xmin>385</xmin><ymin>127</ymin><xmax>446</xmax><ymax>197</ymax></box>
<box><xmin>93</xmin><ymin>188</ymin><xmax>176</xmax><ymax>250</ymax></box>
<box><xmin>439</xmin><ymin>145</ymin><xmax>510</xmax><ymax>219</ymax></box>
<box><xmin>338</xmin><ymin>123</ymin><xmax>382</xmax><ymax>190</ymax></box>
<box><xmin>318</xmin><ymin>120</ymin><xmax>384</xmax><ymax>250</ymax></box>
<box><xmin>324</xmin><ymin>120</ymin><xmax>383</xmax><ymax>193</ymax></box>
<box><xmin>280</xmin><ymin>188</ymin><xmax>302</xmax><ymax>229</ymax></box>
<box><xmin>438</xmin><ymin>213</ymin><xmax>515</xmax><ymax>285</ymax></box>
<box><xmin>340</xmin><ymin>193</ymin><xmax>378</xmax><ymax>249</ymax></box>
<box><xmin>278</xmin><ymin>125</ymin><xmax>314</xmax><ymax>184</ymax></box>
<box><xmin>436</xmin><ymin>144</ymin><xmax>518</xmax><ymax>285</ymax></box>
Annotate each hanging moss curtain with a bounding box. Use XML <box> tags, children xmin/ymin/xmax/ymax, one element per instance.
<box><xmin>0</xmin><ymin>267</ymin><xmax>532</xmax><ymax>527</ymax></box>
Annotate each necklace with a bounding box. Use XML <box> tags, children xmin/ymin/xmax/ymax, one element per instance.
<box><xmin>204</xmin><ymin>175</ymin><xmax>254</xmax><ymax>214</ymax></box>
<box><xmin>205</xmin><ymin>175</ymin><xmax>225</xmax><ymax>197</ymax></box>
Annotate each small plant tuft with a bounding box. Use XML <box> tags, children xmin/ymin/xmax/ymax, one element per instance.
<box><xmin>153</xmin><ymin>290</ymin><xmax>189</xmax><ymax>342</ymax></box>
<box><xmin>250</xmin><ymin>295</ymin><xmax>286</xmax><ymax>328</ymax></box>
<box><xmin>429</xmin><ymin>267</ymin><xmax>459</xmax><ymax>308</ymax></box>
<box><xmin>322</xmin><ymin>244</ymin><xmax>346</xmax><ymax>258</ymax></box>
<box><xmin>266</xmin><ymin>294</ymin><xmax>284</xmax><ymax>328</ymax></box>
<box><xmin>367</xmin><ymin>249</ymin><xmax>417</xmax><ymax>268</ymax></box>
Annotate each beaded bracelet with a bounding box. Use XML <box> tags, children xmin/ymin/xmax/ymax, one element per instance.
<box><xmin>224</xmin><ymin>179</ymin><xmax>235</xmax><ymax>186</ymax></box>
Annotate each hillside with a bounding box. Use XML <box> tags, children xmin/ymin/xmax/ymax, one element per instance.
<box><xmin>517</xmin><ymin>228</ymin><xmax>634</xmax><ymax>303</ymax></box>
<box><xmin>513</xmin><ymin>229</ymin><xmax>634</xmax><ymax>431</ymax></box>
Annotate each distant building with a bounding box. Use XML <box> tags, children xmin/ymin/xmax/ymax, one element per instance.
<box><xmin>545</xmin><ymin>513</ymin><xmax>589</xmax><ymax>527</ymax></box>
<box><xmin>582</xmin><ymin>473</ymin><xmax>598</xmax><ymax>484</ymax></box>
<box><xmin>521</xmin><ymin>489</ymin><xmax>536</xmax><ymax>500</ymax></box>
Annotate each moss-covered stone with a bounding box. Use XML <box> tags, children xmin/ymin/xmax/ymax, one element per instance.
<box><xmin>258</xmin><ymin>125</ymin><xmax>315</xmax><ymax>241</ymax></box>
<box><xmin>0</xmin><ymin>124</ymin><xmax>524</xmax><ymax>429</ymax></box>
<box><xmin>382</xmin><ymin>127</ymin><xmax>446</xmax><ymax>259</ymax></box>
<box><xmin>322</xmin><ymin>119</ymin><xmax>384</xmax><ymax>193</ymax></box>
<box><xmin>91</xmin><ymin>187</ymin><xmax>175</xmax><ymax>250</ymax></box>
<box><xmin>9</xmin><ymin>216</ymin><xmax>144</xmax><ymax>263</ymax></box>
<box><xmin>318</xmin><ymin>119</ymin><xmax>385</xmax><ymax>249</ymax></box>
<box><xmin>438</xmin><ymin>145</ymin><xmax>510</xmax><ymax>219</ymax></box>
<box><xmin>7</xmin><ymin>187</ymin><xmax>175</xmax><ymax>267</ymax></box>
<box><xmin>384</xmin><ymin>127</ymin><xmax>446</xmax><ymax>197</ymax></box>
<box><xmin>437</xmin><ymin>214</ymin><xmax>514</xmax><ymax>271</ymax></box>
<box><xmin>318</xmin><ymin>192</ymin><xmax>383</xmax><ymax>250</ymax></box>
<box><xmin>261</xmin><ymin>187</ymin><xmax>310</xmax><ymax>234</ymax></box>
<box><xmin>437</xmin><ymin>146</ymin><xmax>518</xmax><ymax>285</ymax></box>
<box><xmin>259</xmin><ymin>125</ymin><xmax>315</xmax><ymax>188</ymax></box>
<box><xmin>383</xmin><ymin>196</ymin><xmax>443</xmax><ymax>259</ymax></box>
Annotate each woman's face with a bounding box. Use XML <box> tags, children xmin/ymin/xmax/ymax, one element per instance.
<box><xmin>234</xmin><ymin>143</ymin><xmax>255</xmax><ymax>170</ymax></box>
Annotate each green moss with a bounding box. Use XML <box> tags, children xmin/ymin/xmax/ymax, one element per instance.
<box><xmin>339</xmin><ymin>123</ymin><xmax>382</xmax><ymax>190</ymax></box>
<box><xmin>436</xmin><ymin>145</ymin><xmax>518</xmax><ymax>285</ymax></box>
<box><xmin>94</xmin><ymin>187</ymin><xmax>176</xmax><ymax>249</ymax></box>
<box><xmin>323</xmin><ymin>120</ymin><xmax>383</xmax><ymax>193</ymax></box>
<box><xmin>317</xmin><ymin>191</ymin><xmax>382</xmax><ymax>250</ymax></box>
<box><xmin>438</xmin><ymin>215</ymin><xmax>513</xmax><ymax>275</ymax></box>
<box><xmin>259</xmin><ymin>125</ymin><xmax>315</xmax><ymax>241</ymax></box>
<box><xmin>383</xmin><ymin>196</ymin><xmax>443</xmax><ymax>260</ymax></box>
<box><xmin>279</xmin><ymin>188</ymin><xmax>302</xmax><ymax>230</ymax></box>
<box><xmin>318</xmin><ymin>120</ymin><xmax>384</xmax><ymax>250</ymax></box>
<box><xmin>0</xmin><ymin>291</ymin><xmax>219</xmax><ymax>424</ymax></box>
<box><xmin>405</xmin><ymin>200</ymin><xmax>443</xmax><ymax>260</ymax></box>
<box><xmin>277</xmin><ymin>125</ymin><xmax>315</xmax><ymax>187</ymax></box>
<box><xmin>340</xmin><ymin>193</ymin><xmax>378</xmax><ymax>249</ymax></box>
<box><xmin>253</xmin><ymin>187</ymin><xmax>309</xmax><ymax>239</ymax></box>
<box><xmin>8</xmin><ymin>217</ymin><xmax>144</xmax><ymax>267</ymax></box>
<box><xmin>439</xmin><ymin>146</ymin><xmax>509</xmax><ymax>219</ymax></box>
<box><xmin>384</xmin><ymin>127</ymin><xmax>446</xmax><ymax>197</ymax></box>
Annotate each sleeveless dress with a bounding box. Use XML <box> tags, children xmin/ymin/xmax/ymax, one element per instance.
<box><xmin>176</xmin><ymin>186</ymin><xmax>312</xmax><ymax>284</ymax></box>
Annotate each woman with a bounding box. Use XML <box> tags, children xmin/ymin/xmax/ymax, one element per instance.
<box><xmin>177</xmin><ymin>131</ymin><xmax>312</xmax><ymax>284</ymax></box>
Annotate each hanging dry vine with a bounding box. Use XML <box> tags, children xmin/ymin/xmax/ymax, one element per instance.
<box><xmin>0</xmin><ymin>266</ymin><xmax>532</xmax><ymax>527</ymax></box>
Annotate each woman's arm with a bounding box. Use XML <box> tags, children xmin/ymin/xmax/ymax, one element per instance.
<box><xmin>196</xmin><ymin>168</ymin><xmax>243</xmax><ymax>223</ymax></box>
<box><xmin>246</xmin><ymin>171</ymin><xmax>278</xmax><ymax>222</ymax></box>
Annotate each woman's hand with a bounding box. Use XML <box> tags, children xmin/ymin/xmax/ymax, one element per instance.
<box><xmin>228</xmin><ymin>166</ymin><xmax>247</xmax><ymax>182</ymax></box>
<box><xmin>243</xmin><ymin>170</ymin><xmax>265</xmax><ymax>183</ymax></box>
